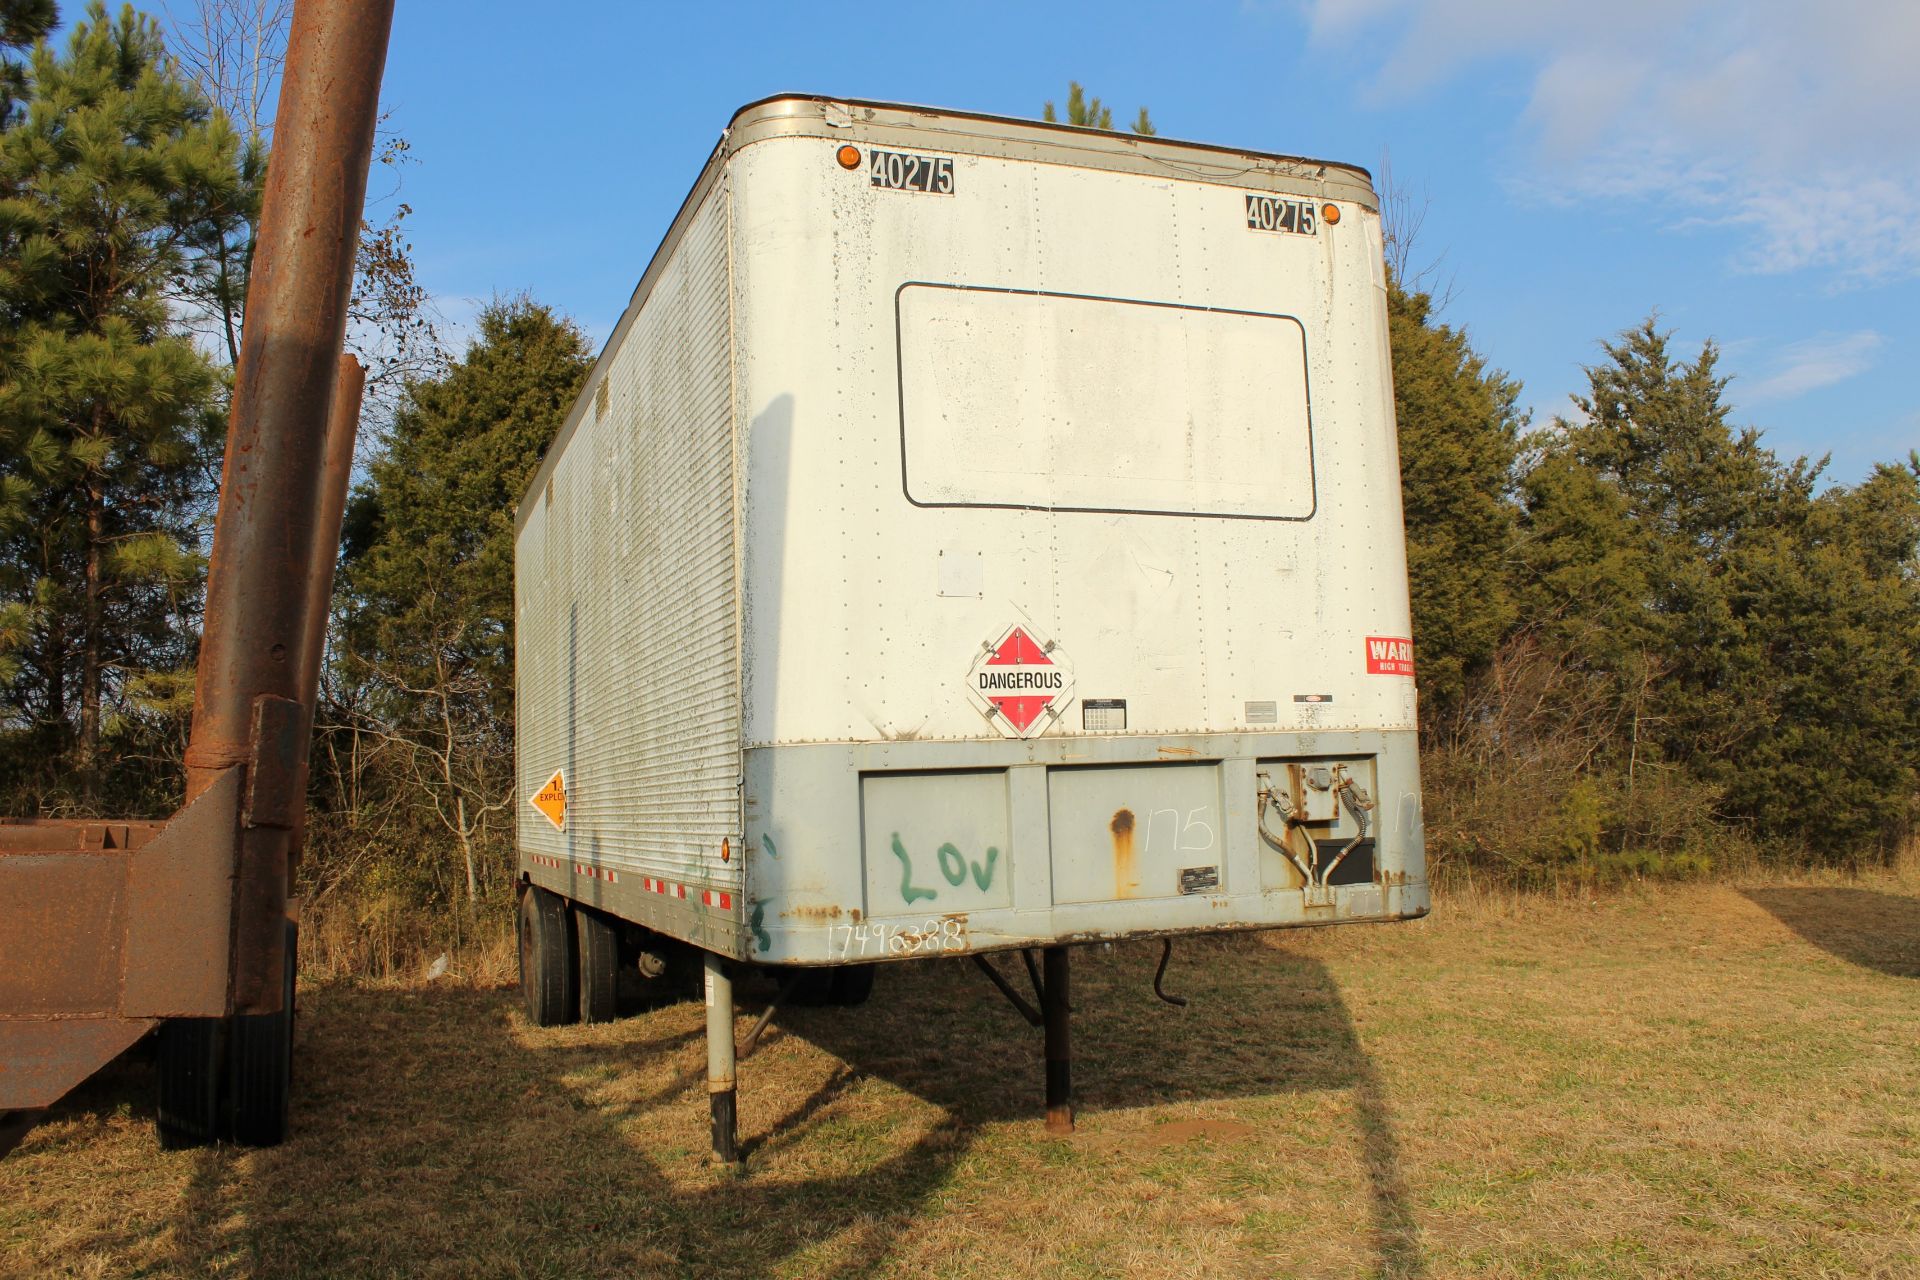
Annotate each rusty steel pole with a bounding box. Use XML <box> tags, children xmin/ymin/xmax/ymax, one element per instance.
<box><xmin>296</xmin><ymin>355</ymin><xmax>364</xmax><ymax>712</ymax></box>
<box><xmin>288</xmin><ymin>354</ymin><xmax>364</xmax><ymax>879</ymax></box>
<box><xmin>184</xmin><ymin>0</ymin><xmax>393</xmax><ymax>1013</ymax></box>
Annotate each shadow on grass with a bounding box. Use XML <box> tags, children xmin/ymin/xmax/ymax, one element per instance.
<box><xmin>164</xmin><ymin>992</ymin><xmax>976</xmax><ymax>1279</ymax></box>
<box><xmin>23</xmin><ymin>935</ymin><xmax>1422</xmax><ymax>1278</ymax></box>
<box><xmin>1742</xmin><ymin>886</ymin><xmax>1920</xmax><ymax>978</ymax></box>
<box><xmin>780</xmin><ymin>935</ymin><xmax>1425</xmax><ymax>1278</ymax></box>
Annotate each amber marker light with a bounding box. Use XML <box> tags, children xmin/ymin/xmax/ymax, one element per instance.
<box><xmin>835</xmin><ymin>144</ymin><xmax>861</xmax><ymax>170</ymax></box>
<box><xmin>1322</xmin><ymin>203</ymin><xmax>1342</xmax><ymax>225</ymax></box>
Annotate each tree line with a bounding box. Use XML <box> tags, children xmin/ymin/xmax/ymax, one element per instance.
<box><xmin>0</xmin><ymin>30</ymin><xmax>1913</xmax><ymax>966</ymax></box>
<box><xmin>1395</xmin><ymin>285</ymin><xmax>1917</xmax><ymax>881</ymax></box>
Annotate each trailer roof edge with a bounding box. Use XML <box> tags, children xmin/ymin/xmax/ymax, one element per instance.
<box><xmin>514</xmin><ymin>94</ymin><xmax>1379</xmax><ymax>531</ymax></box>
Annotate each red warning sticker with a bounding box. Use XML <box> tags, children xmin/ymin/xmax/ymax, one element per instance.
<box><xmin>966</xmin><ymin>623</ymin><xmax>1074</xmax><ymax>738</ymax></box>
<box><xmin>1365</xmin><ymin>636</ymin><xmax>1415</xmax><ymax>676</ymax></box>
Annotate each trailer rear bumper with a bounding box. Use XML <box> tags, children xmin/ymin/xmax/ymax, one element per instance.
<box><xmin>741</xmin><ymin>728</ymin><xmax>1426</xmax><ymax>965</ymax></box>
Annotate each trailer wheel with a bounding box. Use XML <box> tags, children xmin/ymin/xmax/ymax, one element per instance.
<box><xmin>574</xmin><ymin>905</ymin><xmax>619</xmax><ymax>1024</ymax></box>
<box><xmin>829</xmin><ymin>963</ymin><xmax>875</xmax><ymax>1007</ymax></box>
<box><xmin>783</xmin><ymin>969</ymin><xmax>836</xmax><ymax>1007</ymax></box>
<box><xmin>519</xmin><ymin>885</ymin><xmax>578</xmax><ymax>1026</ymax></box>
<box><xmin>155</xmin><ymin>1018</ymin><xmax>222</xmax><ymax>1150</ymax></box>
<box><xmin>227</xmin><ymin>919</ymin><xmax>298</xmax><ymax>1147</ymax></box>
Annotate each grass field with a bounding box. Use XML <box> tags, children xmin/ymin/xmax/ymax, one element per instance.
<box><xmin>4</xmin><ymin>872</ymin><xmax>1917</xmax><ymax>1279</ymax></box>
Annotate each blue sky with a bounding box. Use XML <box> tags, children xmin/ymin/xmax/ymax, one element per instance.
<box><xmin>365</xmin><ymin>0</ymin><xmax>1916</xmax><ymax>485</ymax></box>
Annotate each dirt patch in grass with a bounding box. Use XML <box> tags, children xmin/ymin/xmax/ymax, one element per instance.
<box><xmin>5</xmin><ymin>872</ymin><xmax>1918</xmax><ymax>1279</ymax></box>
<box><xmin>1138</xmin><ymin>1119</ymin><xmax>1258</xmax><ymax>1146</ymax></box>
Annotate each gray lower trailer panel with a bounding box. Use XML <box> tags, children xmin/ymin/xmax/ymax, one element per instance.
<box><xmin>520</xmin><ymin>728</ymin><xmax>1427</xmax><ymax>964</ymax></box>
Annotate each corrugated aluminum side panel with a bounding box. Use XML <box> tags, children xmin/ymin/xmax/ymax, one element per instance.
<box><xmin>516</xmin><ymin>179</ymin><xmax>740</xmax><ymax>896</ymax></box>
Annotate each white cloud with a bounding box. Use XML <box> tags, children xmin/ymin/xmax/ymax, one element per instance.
<box><xmin>1299</xmin><ymin>0</ymin><xmax>1920</xmax><ymax>281</ymax></box>
<box><xmin>1744</xmin><ymin>331</ymin><xmax>1884</xmax><ymax>402</ymax></box>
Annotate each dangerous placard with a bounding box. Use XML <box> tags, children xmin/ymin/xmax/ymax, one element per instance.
<box><xmin>966</xmin><ymin>623</ymin><xmax>1074</xmax><ymax>738</ymax></box>
<box><xmin>1365</xmin><ymin>636</ymin><xmax>1415</xmax><ymax>677</ymax></box>
<box><xmin>529</xmin><ymin>769</ymin><xmax>567</xmax><ymax>831</ymax></box>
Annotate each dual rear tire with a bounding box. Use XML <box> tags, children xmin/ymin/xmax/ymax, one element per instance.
<box><xmin>518</xmin><ymin>884</ymin><xmax>620</xmax><ymax>1027</ymax></box>
<box><xmin>519</xmin><ymin>884</ymin><xmax>577</xmax><ymax>1026</ymax></box>
<box><xmin>517</xmin><ymin>883</ymin><xmax>878</xmax><ymax>1026</ymax></box>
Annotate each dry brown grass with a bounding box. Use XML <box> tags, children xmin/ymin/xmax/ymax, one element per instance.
<box><xmin>5</xmin><ymin>868</ymin><xmax>1918</xmax><ymax>1279</ymax></box>
<box><xmin>296</xmin><ymin>893</ymin><xmax>517</xmax><ymax>987</ymax></box>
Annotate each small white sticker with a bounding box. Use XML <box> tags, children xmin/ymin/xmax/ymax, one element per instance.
<box><xmin>936</xmin><ymin>549</ymin><xmax>983</xmax><ymax>598</ymax></box>
<box><xmin>704</xmin><ymin>971</ymin><xmax>715</xmax><ymax>1007</ymax></box>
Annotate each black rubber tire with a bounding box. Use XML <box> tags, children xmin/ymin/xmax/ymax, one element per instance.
<box><xmin>574</xmin><ymin>905</ymin><xmax>619</xmax><ymax>1025</ymax></box>
<box><xmin>227</xmin><ymin>919</ymin><xmax>298</xmax><ymax>1147</ymax></box>
<box><xmin>784</xmin><ymin>968</ymin><xmax>836</xmax><ymax>1007</ymax></box>
<box><xmin>155</xmin><ymin>1017</ymin><xmax>222</xmax><ymax>1150</ymax></box>
<box><xmin>830</xmin><ymin>963</ymin><xmax>876</xmax><ymax>1007</ymax></box>
<box><xmin>519</xmin><ymin>885</ymin><xmax>578</xmax><ymax>1026</ymax></box>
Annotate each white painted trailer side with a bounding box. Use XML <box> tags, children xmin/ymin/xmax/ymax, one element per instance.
<box><xmin>515</xmin><ymin>97</ymin><xmax>1428</xmax><ymax>970</ymax></box>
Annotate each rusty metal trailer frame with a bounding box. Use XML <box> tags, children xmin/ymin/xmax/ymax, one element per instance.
<box><xmin>0</xmin><ymin>0</ymin><xmax>392</xmax><ymax>1152</ymax></box>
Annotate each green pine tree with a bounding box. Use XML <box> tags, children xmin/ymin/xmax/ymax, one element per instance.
<box><xmin>1718</xmin><ymin>458</ymin><xmax>1920</xmax><ymax>849</ymax></box>
<box><xmin>1387</xmin><ymin>280</ymin><xmax>1522</xmax><ymax>725</ymax></box>
<box><xmin>335</xmin><ymin>298</ymin><xmax>592</xmax><ymax>908</ymax></box>
<box><xmin>1043</xmin><ymin>82</ymin><xmax>1156</xmax><ymax>135</ymax></box>
<box><xmin>1512</xmin><ymin>318</ymin><xmax>1915</xmax><ymax>856</ymax></box>
<box><xmin>0</xmin><ymin>0</ymin><xmax>53</xmax><ymax>126</ymax></box>
<box><xmin>0</xmin><ymin>1</ymin><xmax>245</xmax><ymax>807</ymax></box>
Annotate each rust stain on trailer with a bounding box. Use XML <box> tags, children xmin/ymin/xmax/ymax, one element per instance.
<box><xmin>1111</xmin><ymin>808</ymin><xmax>1138</xmax><ymax>898</ymax></box>
<box><xmin>1157</xmin><ymin>746</ymin><xmax>1203</xmax><ymax>759</ymax></box>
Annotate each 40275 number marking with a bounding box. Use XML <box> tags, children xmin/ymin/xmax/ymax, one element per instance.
<box><xmin>831</xmin><ymin>917</ymin><xmax>967</xmax><ymax>959</ymax></box>
<box><xmin>871</xmin><ymin>149</ymin><xmax>954</xmax><ymax>195</ymax></box>
<box><xmin>1245</xmin><ymin>193</ymin><xmax>1317</xmax><ymax>235</ymax></box>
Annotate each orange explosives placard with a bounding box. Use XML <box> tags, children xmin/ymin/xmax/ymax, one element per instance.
<box><xmin>530</xmin><ymin>769</ymin><xmax>567</xmax><ymax>831</ymax></box>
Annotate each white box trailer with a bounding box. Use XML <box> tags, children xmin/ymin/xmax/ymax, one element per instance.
<box><xmin>513</xmin><ymin>95</ymin><xmax>1427</xmax><ymax>1156</ymax></box>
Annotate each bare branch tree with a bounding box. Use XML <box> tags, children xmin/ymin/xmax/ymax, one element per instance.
<box><xmin>1376</xmin><ymin>148</ymin><xmax>1456</xmax><ymax>308</ymax></box>
<box><xmin>162</xmin><ymin>0</ymin><xmax>444</xmax><ymax>401</ymax></box>
<box><xmin>162</xmin><ymin>0</ymin><xmax>291</xmax><ymax>141</ymax></box>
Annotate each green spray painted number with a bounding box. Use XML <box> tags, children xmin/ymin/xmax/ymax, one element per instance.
<box><xmin>761</xmin><ymin>833</ymin><xmax>779</xmax><ymax>859</ymax></box>
<box><xmin>890</xmin><ymin>833</ymin><xmax>938</xmax><ymax>904</ymax></box>
<box><xmin>970</xmin><ymin>846</ymin><xmax>1000</xmax><ymax>890</ymax></box>
<box><xmin>748</xmin><ymin>898</ymin><xmax>771</xmax><ymax>953</ymax></box>
<box><xmin>937</xmin><ymin>842</ymin><xmax>967</xmax><ymax>886</ymax></box>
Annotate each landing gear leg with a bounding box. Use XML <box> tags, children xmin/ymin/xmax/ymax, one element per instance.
<box><xmin>1043</xmin><ymin>945</ymin><xmax>1073</xmax><ymax>1134</ymax></box>
<box><xmin>704</xmin><ymin>950</ymin><xmax>739</xmax><ymax>1163</ymax></box>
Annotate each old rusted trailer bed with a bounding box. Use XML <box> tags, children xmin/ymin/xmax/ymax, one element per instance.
<box><xmin>0</xmin><ymin>0</ymin><xmax>391</xmax><ymax>1154</ymax></box>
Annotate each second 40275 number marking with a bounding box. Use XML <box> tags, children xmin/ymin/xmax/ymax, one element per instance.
<box><xmin>1245</xmin><ymin>193</ymin><xmax>1316</xmax><ymax>235</ymax></box>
